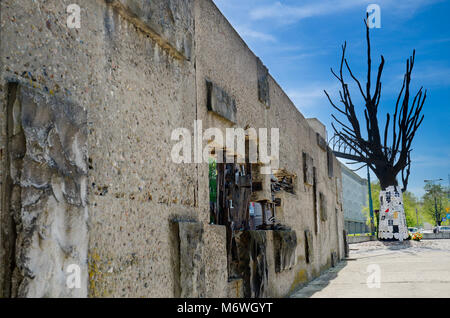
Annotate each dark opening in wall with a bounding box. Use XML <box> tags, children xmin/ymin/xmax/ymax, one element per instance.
<box><xmin>210</xmin><ymin>144</ymin><xmax>279</xmax><ymax>286</ymax></box>
<box><xmin>249</xmin><ymin>200</ymin><xmax>275</xmax><ymax>230</ymax></box>
<box><xmin>211</xmin><ymin>149</ymin><xmax>253</xmax><ymax>279</ymax></box>
<box><xmin>215</xmin><ymin>160</ymin><xmax>252</xmax><ymax>230</ymax></box>
<box><xmin>1</xmin><ymin>82</ymin><xmax>21</xmax><ymax>298</ymax></box>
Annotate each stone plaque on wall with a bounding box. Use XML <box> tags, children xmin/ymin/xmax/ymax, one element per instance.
<box><xmin>316</xmin><ymin>133</ymin><xmax>327</xmax><ymax>151</ymax></box>
<box><xmin>233</xmin><ymin>231</ymin><xmax>268</xmax><ymax>298</ymax></box>
<box><xmin>206</xmin><ymin>79</ymin><xmax>237</xmax><ymax>124</ymax></box>
<box><xmin>331</xmin><ymin>251</ymin><xmax>338</xmax><ymax>267</ymax></box>
<box><xmin>319</xmin><ymin>192</ymin><xmax>328</xmax><ymax>221</ymax></box>
<box><xmin>343</xmin><ymin>230</ymin><xmax>349</xmax><ymax>258</ymax></box>
<box><xmin>273</xmin><ymin>230</ymin><xmax>297</xmax><ymax>273</ymax></box>
<box><xmin>175</xmin><ymin>221</ymin><xmax>206</xmax><ymax>297</ymax></box>
<box><xmin>327</xmin><ymin>148</ymin><xmax>334</xmax><ymax>178</ymax></box>
<box><xmin>107</xmin><ymin>0</ymin><xmax>194</xmax><ymax>60</ymax></box>
<box><xmin>303</xmin><ymin>152</ymin><xmax>314</xmax><ymax>186</ymax></box>
<box><xmin>257</xmin><ymin>58</ymin><xmax>270</xmax><ymax>108</ymax></box>
<box><xmin>335</xmin><ymin>177</ymin><xmax>342</xmax><ymax>205</ymax></box>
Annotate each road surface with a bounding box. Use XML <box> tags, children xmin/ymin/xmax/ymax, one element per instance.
<box><xmin>291</xmin><ymin>239</ymin><xmax>450</xmax><ymax>298</ymax></box>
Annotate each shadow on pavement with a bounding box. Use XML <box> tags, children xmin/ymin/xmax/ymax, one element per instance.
<box><xmin>289</xmin><ymin>260</ymin><xmax>349</xmax><ymax>298</ymax></box>
<box><xmin>383</xmin><ymin>240</ymin><xmax>412</xmax><ymax>250</ymax></box>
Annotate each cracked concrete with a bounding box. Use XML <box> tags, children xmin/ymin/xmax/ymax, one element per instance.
<box><xmin>290</xmin><ymin>239</ymin><xmax>450</xmax><ymax>298</ymax></box>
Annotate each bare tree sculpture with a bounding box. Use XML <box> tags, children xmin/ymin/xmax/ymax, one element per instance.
<box><xmin>325</xmin><ymin>19</ymin><xmax>426</xmax><ymax>192</ymax></box>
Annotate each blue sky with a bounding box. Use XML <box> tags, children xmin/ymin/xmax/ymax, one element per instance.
<box><xmin>213</xmin><ymin>0</ymin><xmax>450</xmax><ymax>198</ymax></box>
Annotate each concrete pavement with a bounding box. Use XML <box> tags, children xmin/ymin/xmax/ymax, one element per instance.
<box><xmin>291</xmin><ymin>239</ymin><xmax>450</xmax><ymax>298</ymax></box>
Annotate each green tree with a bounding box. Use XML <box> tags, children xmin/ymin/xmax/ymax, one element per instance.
<box><xmin>403</xmin><ymin>191</ymin><xmax>420</xmax><ymax>228</ymax></box>
<box><xmin>422</xmin><ymin>184</ymin><xmax>450</xmax><ymax>226</ymax></box>
<box><xmin>209</xmin><ymin>158</ymin><xmax>218</xmax><ymax>224</ymax></box>
<box><xmin>208</xmin><ymin>158</ymin><xmax>217</xmax><ymax>203</ymax></box>
<box><xmin>363</xmin><ymin>182</ymin><xmax>380</xmax><ymax>230</ymax></box>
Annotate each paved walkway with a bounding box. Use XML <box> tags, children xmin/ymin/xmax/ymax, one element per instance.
<box><xmin>291</xmin><ymin>239</ymin><xmax>450</xmax><ymax>298</ymax></box>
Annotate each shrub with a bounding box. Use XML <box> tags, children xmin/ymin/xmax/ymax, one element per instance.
<box><xmin>412</xmin><ymin>233</ymin><xmax>423</xmax><ymax>241</ymax></box>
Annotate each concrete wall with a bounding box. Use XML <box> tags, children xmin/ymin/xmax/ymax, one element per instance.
<box><xmin>423</xmin><ymin>233</ymin><xmax>450</xmax><ymax>240</ymax></box>
<box><xmin>340</xmin><ymin>162</ymin><xmax>369</xmax><ymax>234</ymax></box>
<box><xmin>195</xmin><ymin>0</ymin><xmax>345</xmax><ymax>297</ymax></box>
<box><xmin>1</xmin><ymin>0</ymin><xmax>198</xmax><ymax>298</ymax></box>
<box><xmin>306</xmin><ymin>118</ymin><xmax>327</xmax><ymax>140</ymax></box>
<box><xmin>0</xmin><ymin>0</ymin><xmax>345</xmax><ymax>298</ymax></box>
<box><xmin>348</xmin><ymin>235</ymin><xmax>376</xmax><ymax>244</ymax></box>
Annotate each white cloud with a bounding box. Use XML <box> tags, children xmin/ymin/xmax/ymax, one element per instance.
<box><xmin>287</xmin><ymin>88</ymin><xmax>324</xmax><ymax>107</ymax></box>
<box><xmin>413</xmin><ymin>66</ymin><xmax>450</xmax><ymax>88</ymax></box>
<box><xmin>281</xmin><ymin>50</ymin><xmax>329</xmax><ymax>61</ymax></box>
<box><xmin>234</xmin><ymin>25</ymin><xmax>277</xmax><ymax>42</ymax></box>
<box><xmin>390</xmin><ymin>63</ymin><xmax>450</xmax><ymax>89</ymax></box>
<box><xmin>250</xmin><ymin>0</ymin><xmax>364</xmax><ymax>23</ymax></box>
<box><xmin>249</xmin><ymin>0</ymin><xmax>443</xmax><ymax>24</ymax></box>
<box><xmin>286</xmin><ymin>82</ymin><xmax>340</xmax><ymax>109</ymax></box>
<box><xmin>412</xmin><ymin>153</ymin><xmax>450</xmax><ymax>168</ymax></box>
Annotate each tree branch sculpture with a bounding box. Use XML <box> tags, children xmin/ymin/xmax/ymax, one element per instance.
<box><xmin>325</xmin><ymin>18</ymin><xmax>426</xmax><ymax>192</ymax></box>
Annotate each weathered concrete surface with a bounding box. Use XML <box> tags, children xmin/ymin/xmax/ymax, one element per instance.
<box><xmin>291</xmin><ymin>239</ymin><xmax>450</xmax><ymax>298</ymax></box>
<box><xmin>1</xmin><ymin>0</ymin><xmax>345</xmax><ymax>297</ymax></box>
<box><xmin>0</xmin><ymin>0</ymin><xmax>198</xmax><ymax>298</ymax></box>
<box><xmin>348</xmin><ymin>235</ymin><xmax>376</xmax><ymax>244</ymax></box>
<box><xmin>234</xmin><ymin>231</ymin><xmax>269</xmax><ymax>298</ymax></box>
<box><xmin>1</xmin><ymin>84</ymin><xmax>88</xmax><ymax>297</ymax></box>
<box><xmin>203</xmin><ymin>225</ymin><xmax>228</xmax><ymax>297</ymax></box>
<box><xmin>273</xmin><ymin>229</ymin><xmax>297</xmax><ymax>273</ymax></box>
<box><xmin>176</xmin><ymin>221</ymin><xmax>205</xmax><ymax>298</ymax></box>
<box><xmin>256</xmin><ymin>58</ymin><xmax>270</xmax><ymax>108</ymax></box>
